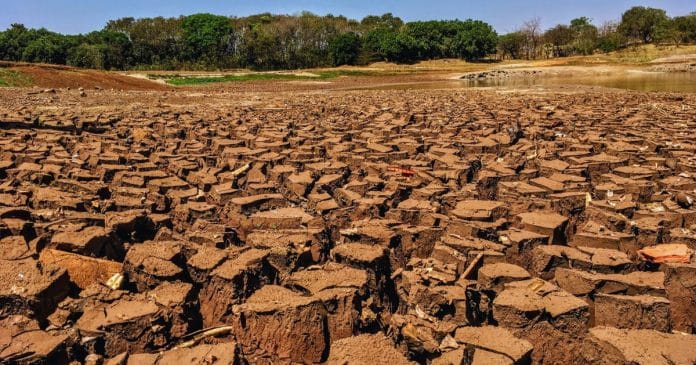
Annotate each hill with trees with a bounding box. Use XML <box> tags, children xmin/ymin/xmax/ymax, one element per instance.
<box><xmin>0</xmin><ymin>6</ymin><xmax>693</xmax><ymax>71</ymax></box>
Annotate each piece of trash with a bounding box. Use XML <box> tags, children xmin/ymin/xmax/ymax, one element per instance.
<box><xmin>231</xmin><ymin>163</ymin><xmax>250</xmax><ymax>177</ymax></box>
<box><xmin>646</xmin><ymin>203</ymin><xmax>665</xmax><ymax>213</ymax></box>
<box><xmin>439</xmin><ymin>335</ymin><xmax>459</xmax><ymax>351</ymax></box>
<box><xmin>415</xmin><ymin>305</ymin><xmax>427</xmax><ymax>319</ymax></box>
<box><xmin>106</xmin><ymin>273</ymin><xmax>124</xmax><ymax>290</ymax></box>
<box><xmin>387</xmin><ymin>165</ymin><xmax>415</xmax><ymax>177</ymax></box>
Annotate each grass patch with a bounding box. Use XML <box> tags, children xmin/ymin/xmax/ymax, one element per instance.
<box><xmin>152</xmin><ymin>69</ymin><xmax>380</xmax><ymax>86</ymax></box>
<box><xmin>0</xmin><ymin>68</ymin><xmax>32</xmax><ymax>87</ymax></box>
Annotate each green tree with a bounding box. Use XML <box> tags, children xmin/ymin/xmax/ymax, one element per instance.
<box><xmin>660</xmin><ymin>14</ymin><xmax>696</xmax><ymax>44</ymax></box>
<box><xmin>0</xmin><ymin>24</ymin><xmax>49</xmax><ymax>61</ymax></box>
<box><xmin>68</xmin><ymin>44</ymin><xmax>105</xmax><ymax>69</ymax></box>
<box><xmin>21</xmin><ymin>34</ymin><xmax>75</xmax><ymax>64</ymax></box>
<box><xmin>497</xmin><ymin>32</ymin><xmax>526</xmax><ymax>59</ymax></box>
<box><xmin>361</xmin><ymin>13</ymin><xmax>403</xmax><ymax>32</ymax></box>
<box><xmin>182</xmin><ymin>13</ymin><xmax>233</xmax><ymax>67</ymax></box>
<box><xmin>404</xmin><ymin>21</ymin><xmax>447</xmax><ymax>59</ymax></box>
<box><xmin>84</xmin><ymin>30</ymin><xmax>132</xmax><ymax>69</ymax></box>
<box><xmin>329</xmin><ymin>32</ymin><xmax>362</xmax><ymax>66</ymax></box>
<box><xmin>596</xmin><ymin>21</ymin><xmax>626</xmax><ymax>52</ymax></box>
<box><xmin>450</xmin><ymin>20</ymin><xmax>498</xmax><ymax>60</ymax></box>
<box><xmin>544</xmin><ymin>25</ymin><xmax>574</xmax><ymax>57</ymax></box>
<box><xmin>106</xmin><ymin>16</ymin><xmax>184</xmax><ymax>68</ymax></box>
<box><xmin>618</xmin><ymin>6</ymin><xmax>669</xmax><ymax>43</ymax></box>
<box><xmin>569</xmin><ymin>17</ymin><xmax>598</xmax><ymax>55</ymax></box>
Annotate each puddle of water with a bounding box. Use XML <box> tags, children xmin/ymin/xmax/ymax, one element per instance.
<box><xmin>355</xmin><ymin>72</ymin><xmax>696</xmax><ymax>93</ymax></box>
<box><xmin>467</xmin><ymin>72</ymin><xmax>696</xmax><ymax>93</ymax></box>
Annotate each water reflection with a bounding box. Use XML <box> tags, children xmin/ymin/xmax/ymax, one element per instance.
<box><xmin>465</xmin><ymin>72</ymin><xmax>696</xmax><ymax>93</ymax></box>
<box><xmin>355</xmin><ymin>72</ymin><xmax>696</xmax><ymax>93</ymax></box>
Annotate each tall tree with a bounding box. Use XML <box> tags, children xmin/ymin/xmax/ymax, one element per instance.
<box><xmin>497</xmin><ymin>32</ymin><xmax>526</xmax><ymax>59</ymax></box>
<box><xmin>450</xmin><ymin>20</ymin><xmax>498</xmax><ymax>60</ymax></box>
<box><xmin>596</xmin><ymin>21</ymin><xmax>626</xmax><ymax>52</ymax></box>
<box><xmin>569</xmin><ymin>17</ymin><xmax>598</xmax><ymax>55</ymax></box>
<box><xmin>618</xmin><ymin>6</ymin><xmax>669</xmax><ymax>43</ymax></box>
<box><xmin>544</xmin><ymin>25</ymin><xmax>574</xmax><ymax>57</ymax></box>
<box><xmin>521</xmin><ymin>17</ymin><xmax>542</xmax><ymax>59</ymax></box>
<box><xmin>329</xmin><ymin>32</ymin><xmax>362</xmax><ymax>66</ymax></box>
<box><xmin>182</xmin><ymin>13</ymin><xmax>234</xmax><ymax>67</ymax></box>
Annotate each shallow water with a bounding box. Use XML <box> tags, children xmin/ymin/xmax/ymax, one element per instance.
<box><xmin>357</xmin><ymin>72</ymin><xmax>696</xmax><ymax>93</ymax></box>
<box><xmin>467</xmin><ymin>72</ymin><xmax>696</xmax><ymax>93</ymax></box>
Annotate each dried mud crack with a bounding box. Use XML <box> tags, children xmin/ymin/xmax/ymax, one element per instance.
<box><xmin>0</xmin><ymin>85</ymin><xmax>694</xmax><ymax>364</ymax></box>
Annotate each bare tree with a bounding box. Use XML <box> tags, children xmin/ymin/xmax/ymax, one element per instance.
<box><xmin>521</xmin><ymin>17</ymin><xmax>542</xmax><ymax>59</ymax></box>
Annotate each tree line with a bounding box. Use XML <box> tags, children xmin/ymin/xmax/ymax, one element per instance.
<box><xmin>0</xmin><ymin>6</ymin><xmax>693</xmax><ymax>71</ymax></box>
<box><xmin>499</xmin><ymin>7</ymin><xmax>695</xmax><ymax>60</ymax></box>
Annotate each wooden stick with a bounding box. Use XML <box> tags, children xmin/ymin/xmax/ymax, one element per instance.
<box><xmin>461</xmin><ymin>252</ymin><xmax>484</xmax><ymax>279</ymax></box>
<box><xmin>174</xmin><ymin>326</ymin><xmax>234</xmax><ymax>349</ymax></box>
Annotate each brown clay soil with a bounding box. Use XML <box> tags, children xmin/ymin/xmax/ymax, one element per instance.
<box><xmin>1</xmin><ymin>61</ymin><xmax>171</xmax><ymax>91</ymax></box>
<box><xmin>0</xmin><ymin>64</ymin><xmax>695</xmax><ymax>365</ymax></box>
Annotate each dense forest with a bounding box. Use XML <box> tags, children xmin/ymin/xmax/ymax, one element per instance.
<box><xmin>0</xmin><ymin>6</ymin><xmax>694</xmax><ymax>70</ymax></box>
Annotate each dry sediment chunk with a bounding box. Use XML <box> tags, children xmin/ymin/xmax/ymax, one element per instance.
<box><xmin>105</xmin><ymin>210</ymin><xmax>157</xmax><ymax>242</ymax></box>
<box><xmin>663</xmin><ymin>262</ymin><xmax>696</xmax><ymax>333</ymax></box>
<box><xmin>432</xmin><ymin>348</ymin><xmax>468</xmax><ymax>365</ymax></box>
<box><xmin>147</xmin><ymin>281</ymin><xmax>197</xmax><ymax>339</ymax></box>
<box><xmin>39</xmin><ymin>248</ymin><xmax>122</xmax><ymax>290</ymax></box>
<box><xmin>246</xmin><ymin>228</ymin><xmax>327</xmax><ymax>277</ymax></box>
<box><xmin>122</xmin><ymin>241</ymin><xmax>185</xmax><ymax>292</ymax></box>
<box><xmin>327</xmin><ymin>333</ymin><xmax>415</xmax><ymax>364</ymax></box>
<box><xmin>396</xmin><ymin>261</ymin><xmax>468</xmax><ymax>323</ymax></box>
<box><xmin>231</xmin><ymin>285</ymin><xmax>328</xmax><ymax>364</ymax></box>
<box><xmin>185</xmin><ymin>219</ymin><xmax>236</xmax><ymax>248</ymax></box>
<box><xmin>576</xmin><ymin>246</ymin><xmax>632</xmax><ymax>271</ymax></box>
<box><xmin>0</xmin><ymin>323</ymin><xmax>69</xmax><ymax>364</ymax></box>
<box><xmin>50</xmin><ymin>226</ymin><xmax>122</xmax><ymax>259</ymax></box>
<box><xmin>76</xmin><ymin>297</ymin><xmax>162</xmax><ymax>357</ymax></box>
<box><xmin>498</xmin><ymin>229</ymin><xmax>548</xmax><ymax>263</ymax></box>
<box><xmin>285</xmin><ymin>170</ymin><xmax>315</xmax><ymax>198</ymax></box>
<box><xmin>450</xmin><ymin>200</ymin><xmax>507</xmax><ymax>222</ymax></box>
<box><xmin>287</xmin><ymin>263</ymin><xmax>369</xmax><ymax>340</ymax></box>
<box><xmin>585</xmin><ymin>326</ymin><xmax>696</xmax><ymax>365</ymax></box>
<box><xmin>198</xmin><ymin>248</ymin><xmax>273</xmax><ymax>326</ymax></box>
<box><xmin>515</xmin><ymin>211</ymin><xmax>569</xmax><ymax>244</ymax></box>
<box><xmin>594</xmin><ymin>293</ymin><xmax>671</xmax><ymax>332</ymax></box>
<box><xmin>111</xmin><ymin>342</ymin><xmax>242</xmax><ymax>365</ymax></box>
<box><xmin>493</xmin><ymin>279</ymin><xmax>589</xmax><ymax>331</ymax></box>
<box><xmin>477</xmin><ymin>263</ymin><xmax>531</xmax><ymax>292</ymax></box>
<box><xmin>185</xmin><ymin>245</ymin><xmax>229</xmax><ymax>283</ymax></box>
<box><xmin>638</xmin><ymin>243</ymin><xmax>692</xmax><ymax>264</ymax></box>
<box><xmin>395</xmin><ymin>225</ymin><xmax>442</xmax><ymax>265</ymax></box>
<box><xmin>249</xmin><ymin>207</ymin><xmax>312</xmax><ymax>231</ymax></box>
<box><xmin>530</xmin><ymin>245</ymin><xmax>591</xmax><ymax>278</ymax></box>
<box><xmin>571</xmin><ymin>222</ymin><xmax>634</xmax><ymax>252</ymax></box>
<box><xmin>225</xmin><ymin>194</ymin><xmax>288</xmax><ymax>217</ymax></box>
<box><xmin>154</xmin><ymin>342</ymin><xmax>242</xmax><ymax>365</ymax></box>
<box><xmin>172</xmin><ymin>201</ymin><xmax>216</xmax><ymax>229</ymax></box>
<box><xmin>388</xmin><ymin>313</ymin><xmax>449</xmax><ymax>357</ymax></box>
<box><xmin>470</xmin><ymin>348</ymin><xmax>514</xmax><ymax>365</ymax></box>
<box><xmin>554</xmin><ymin>268</ymin><xmax>665</xmax><ymax>297</ymax></box>
<box><xmin>453</xmin><ymin>326</ymin><xmax>533</xmax><ymax>364</ymax></box>
<box><xmin>332</xmin><ymin>242</ymin><xmax>397</xmax><ymax>312</ymax></box>
<box><xmin>530</xmin><ymin>245</ymin><xmax>631</xmax><ymax>279</ymax></box>
<box><xmin>0</xmin><ymin>258</ymin><xmax>69</xmax><ymax>321</ymax></box>
<box><xmin>332</xmin><ymin>242</ymin><xmax>388</xmax><ymax>267</ymax></box>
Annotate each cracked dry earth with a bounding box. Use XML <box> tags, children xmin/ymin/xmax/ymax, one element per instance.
<box><xmin>0</xmin><ymin>85</ymin><xmax>695</xmax><ymax>365</ymax></box>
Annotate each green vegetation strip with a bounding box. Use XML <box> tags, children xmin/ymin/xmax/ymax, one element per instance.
<box><xmin>0</xmin><ymin>69</ymin><xmax>32</xmax><ymax>87</ymax></box>
<box><xmin>151</xmin><ymin>70</ymin><xmax>378</xmax><ymax>86</ymax></box>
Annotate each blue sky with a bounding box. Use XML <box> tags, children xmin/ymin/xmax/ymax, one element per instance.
<box><xmin>1</xmin><ymin>0</ymin><xmax>693</xmax><ymax>34</ymax></box>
